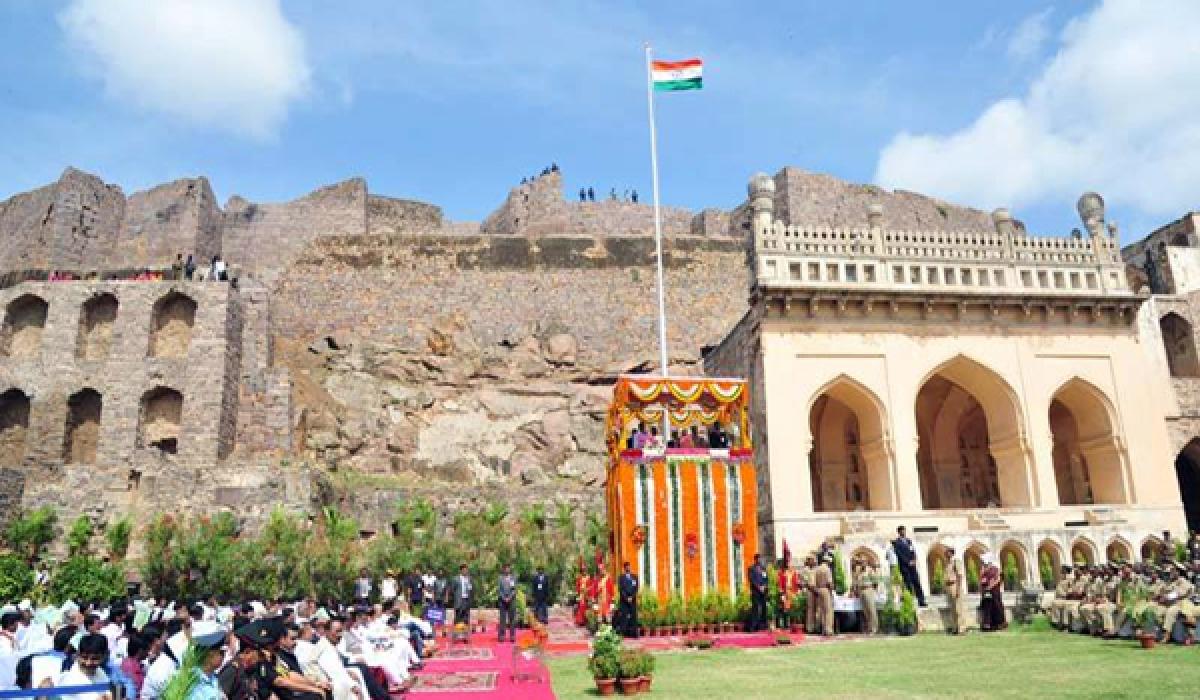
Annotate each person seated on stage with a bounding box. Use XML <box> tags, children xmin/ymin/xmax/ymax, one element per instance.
<box><xmin>707</xmin><ymin>423</ymin><xmax>727</xmax><ymax>449</ymax></box>
<box><xmin>667</xmin><ymin>430</ymin><xmax>680</xmax><ymax>449</ymax></box>
<box><xmin>629</xmin><ymin>423</ymin><xmax>647</xmax><ymax>450</ymax></box>
<box><xmin>679</xmin><ymin>428</ymin><xmax>694</xmax><ymax>448</ymax></box>
<box><xmin>644</xmin><ymin>426</ymin><xmax>663</xmax><ymax>450</ymax></box>
<box><xmin>690</xmin><ymin>425</ymin><xmax>708</xmax><ymax>448</ymax></box>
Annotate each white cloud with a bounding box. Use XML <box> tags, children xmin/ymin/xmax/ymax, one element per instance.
<box><xmin>875</xmin><ymin>0</ymin><xmax>1200</xmax><ymax>228</ymax></box>
<box><xmin>1006</xmin><ymin>8</ymin><xmax>1053</xmax><ymax>62</ymax></box>
<box><xmin>58</xmin><ymin>0</ymin><xmax>311</xmax><ymax>139</ymax></box>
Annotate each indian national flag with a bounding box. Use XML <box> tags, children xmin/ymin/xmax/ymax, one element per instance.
<box><xmin>652</xmin><ymin>58</ymin><xmax>703</xmax><ymax>91</ymax></box>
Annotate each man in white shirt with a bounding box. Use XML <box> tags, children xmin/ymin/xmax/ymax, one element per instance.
<box><xmin>380</xmin><ymin>572</ymin><xmax>398</xmax><ymax>606</ymax></box>
<box><xmin>140</xmin><ymin>619</ymin><xmax>188</xmax><ymax>700</ymax></box>
<box><xmin>100</xmin><ymin>605</ymin><xmax>127</xmax><ymax>661</ymax></box>
<box><xmin>309</xmin><ymin>619</ymin><xmax>364</xmax><ymax>700</ymax></box>
<box><xmin>337</xmin><ymin>611</ymin><xmax>411</xmax><ymax>691</ymax></box>
<box><xmin>56</xmin><ymin>633</ymin><xmax>112</xmax><ymax>700</ymax></box>
<box><xmin>0</xmin><ymin>610</ymin><xmax>18</xmax><ymax>654</ymax></box>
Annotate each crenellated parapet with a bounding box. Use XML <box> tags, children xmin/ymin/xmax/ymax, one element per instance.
<box><xmin>748</xmin><ymin>173</ymin><xmax>1129</xmax><ymax>298</ymax></box>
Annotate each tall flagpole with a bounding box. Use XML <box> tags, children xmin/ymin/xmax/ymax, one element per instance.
<box><xmin>644</xmin><ymin>44</ymin><xmax>673</xmax><ymax>445</ymax></box>
<box><xmin>645</xmin><ymin>44</ymin><xmax>670</xmax><ymax>381</ymax></box>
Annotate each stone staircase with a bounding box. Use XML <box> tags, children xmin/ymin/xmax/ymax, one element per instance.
<box><xmin>1085</xmin><ymin>507</ymin><xmax>1127</xmax><ymax>525</ymax></box>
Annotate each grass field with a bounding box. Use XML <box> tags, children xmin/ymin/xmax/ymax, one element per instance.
<box><xmin>548</xmin><ymin>622</ymin><xmax>1200</xmax><ymax>699</ymax></box>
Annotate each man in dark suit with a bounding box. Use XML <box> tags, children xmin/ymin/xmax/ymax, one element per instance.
<box><xmin>618</xmin><ymin>562</ymin><xmax>640</xmax><ymax>638</ymax></box>
<box><xmin>531</xmin><ymin>565</ymin><xmax>551</xmax><ymax>624</ymax></box>
<box><xmin>451</xmin><ymin>564</ymin><xmax>475</xmax><ymax>627</ymax></box>
<box><xmin>891</xmin><ymin>526</ymin><xmax>927</xmax><ymax>607</ymax></box>
<box><xmin>748</xmin><ymin>552</ymin><xmax>768</xmax><ymax>631</ymax></box>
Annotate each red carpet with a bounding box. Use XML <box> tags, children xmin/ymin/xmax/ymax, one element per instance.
<box><xmin>409</xmin><ymin>631</ymin><xmax>556</xmax><ymax>699</ymax></box>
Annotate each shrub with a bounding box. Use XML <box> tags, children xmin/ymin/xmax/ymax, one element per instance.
<box><xmin>3</xmin><ymin>506</ymin><xmax>58</xmax><ymax>564</ymax></box>
<box><xmin>931</xmin><ymin>557</ymin><xmax>945</xmax><ymax>594</ymax></box>
<box><xmin>0</xmin><ymin>554</ymin><xmax>34</xmax><ymax>602</ymax></box>
<box><xmin>1003</xmin><ymin>552</ymin><xmax>1019</xmax><ymax>592</ymax></box>
<box><xmin>588</xmin><ymin>625</ymin><xmax>622</xmax><ymax>679</ymax></box>
<box><xmin>665</xmin><ymin>592</ymin><xmax>684</xmax><ymax>626</ymax></box>
<box><xmin>50</xmin><ymin>556</ymin><xmax>124</xmax><ymax>604</ymax></box>
<box><xmin>966</xmin><ymin>558</ymin><xmax>981</xmax><ymax>593</ymax></box>
<box><xmin>832</xmin><ymin>551</ymin><xmax>848</xmax><ymax>595</ymax></box>
<box><xmin>67</xmin><ymin>515</ymin><xmax>93</xmax><ymax>557</ymax></box>
<box><xmin>1175</xmin><ymin>542</ymin><xmax>1188</xmax><ymax>563</ymax></box>
<box><xmin>106</xmin><ymin>518</ymin><xmax>133</xmax><ymax>562</ymax></box>
<box><xmin>617</xmin><ymin>648</ymin><xmax>642</xmax><ymax>679</ymax></box>
<box><xmin>1039</xmin><ymin>551</ymin><xmax>1055</xmax><ymax>589</ymax></box>
<box><xmin>639</xmin><ymin>590</ymin><xmax>660</xmax><ymax>628</ymax></box>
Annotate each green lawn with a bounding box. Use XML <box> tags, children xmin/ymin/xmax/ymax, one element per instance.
<box><xmin>548</xmin><ymin>624</ymin><xmax>1200</xmax><ymax>699</ymax></box>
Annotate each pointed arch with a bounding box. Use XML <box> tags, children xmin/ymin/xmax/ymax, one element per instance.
<box><xmin>963</xmin><ymin>540</ymin><xmax>988</xmax><ymax>593</ymax></box>
<box><xmin>999</xmin><ymin>539</ymin><xmax>1030</xmax><ymax>591</ymax></box>
<box><xmin>1106</xmin><ymin>536</ymin><xmax>1133</xmax><ymax>564</ymax></box>
<box><xmin>64</xmin><ymin>388</ymin><xmax>103</xmax><ymax>465</ymax></box>
<box><xmin>1070</xmin><ymin>537</ymin><xmax>1097</xmax><ymax>566</ymax></box>
<box><xmin>1049</xmin><ymin>378</ymin><xmax>1128</xmax><ymax>505</ymax></box>
<box><xmin>926</xmin><ymin>542</ymin><xmax>950</xmax><ymax>593</ymax></box>
<box><xmin>2</xmin><ymin>294</ymin><xmax>48</xmax><ymax>358</ymax></box>
<box><xmin>148</xmin><ymin>292</ymin><xmax>197</xmax><ymax>358</ymax></box>
<box><xmin>808</xmin><ymin>375</ymin><xmax>895</xmax><ymax>511</ymax></box>
<box><xmin>1160</xmin><ymin>312</ymin><xmax>1200</xmax><ymax>377</ymax></box>
<box><xmin>0</xmin><ymin>388</ymin><xmax>31</xmax><ymax>468</ymax></box>
<box><xmin>1140</xmin><ymin>535</ymin><xmax>1166</xmax><ymax>563</ymax></box>
<box><xmin>1037</xmin><ymin>539</ymin><xmax>1064</xmax><ymax>586</ymax></box>
<box><xmin>915</xmin><ymin>354</ymin><xmax>1031</xmax><ymax>508</ymax></box>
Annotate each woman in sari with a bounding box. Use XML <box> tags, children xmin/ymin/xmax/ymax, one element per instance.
<box><xmin>979</xmin><ymin>557</ymin><xmax>1006</xmax><ymax>631</ymax></box>
<box><xmin>574</xmin><ymin>570</ymin><xmax>592</xmax><ymax>627</ymax></box>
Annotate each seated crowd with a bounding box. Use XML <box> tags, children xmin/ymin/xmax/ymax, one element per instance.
<box><xmin>0</xmin><ymin>593</ymin><xmax>435</xmax><ymax>699</ymax></box>
<box><xmin>1047</xmin><ymin>556</ymin><xmax>1200</xmax><ymax>643</ymax></box>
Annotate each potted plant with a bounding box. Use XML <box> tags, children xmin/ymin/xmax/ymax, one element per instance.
<box><xmin>666</xmin><ymin>592</ymin><xmax>684</xmax><ymax>636</ymax></box>
<box><xmin>775</xmin><ymin>632</ymin><xmax>792</xmax><ymax>645</ymax></box>
<box><xmin>639</xmin><ymin>591</ymin><xmax>659</xmax><ymax>637</ymax></box>
<box><xmin>588</xmin><ymin>625</ymin><xmax>622</xmax><ymax>696</ymax></box>
<box><xmin>1135</xmin><ymin>608</ymin><xmax>1158</xmax><ymax>649</ymax></box>
<box><xmin>639</xmin><ymin>650</ymin><xmax>656</xmax><ymax>692</ymax></box>
<box><xmin>618</xmin><ymin>648</ymin><xmax>642</xmax><ymax>695</ymax></box>
<box><xmin>735</xmin><ymin>590</ymin><xmax>751</xmax><ymax>632</ymax></box>
<box><xmin>789</xmin><ymin>593</ymin><xmax>805</xmax><ymax>633</ymax></box>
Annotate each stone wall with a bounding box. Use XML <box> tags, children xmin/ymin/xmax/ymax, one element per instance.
<box><xmin>367</xmin><ymin>195</ymin><xmax>443</xmax><ymax>235</ymax></box>
<box><xmin>271</xmin><ymin>233</ymin><xmax>749</xmax><ymax>368</ymax></box>
<box><xmin>111</xmin><ymin>177</ymin><xmax>222</xmax><ymax>272</ymax></box>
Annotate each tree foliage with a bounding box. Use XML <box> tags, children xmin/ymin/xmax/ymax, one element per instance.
<box><xmin>0</xmin><ymin>554</ymin><xmax>34</xmax><ymax>602</ymax></box>
<box><xmin>67</xmin><ymin>515</ymin><xmax>93</xmax><ymax>557</ymax></box>
<box><xmin>50</xmin><ymin>556</ymin><xmax>124</xmax><ymax>603</ymax></box>
<box><xmin>106</xmin><ymin>518</ymin><xmax>133</xmax><ymax>562</ymax></box>
<box><xmin>3</xmin><ymin>506</ymin><xmax>58</xmax><ymax>564</ymax></box>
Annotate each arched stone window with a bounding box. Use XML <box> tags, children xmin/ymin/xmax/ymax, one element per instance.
<box><xmin>849</xmin><ymin>546</ymin><xmax>880</xmax><ymax>570</ymax></box>
<box><xmin>148</xmin><ymin>293</ymin><xmax>197</xmax><ymax>358</ymax></box>
<box><xmin>0</xmin><ymin>388</ymin><xmax>31</xmax><ymax>467</ymax></box>
<box><xmin>1</xmin><ymin>295</ymin><xmax>49</xmax><ymax>358</ymax></box>
<box><xmin>1037</xmin><ymin>540</ymin><xmax>1064</xmax><ymax>586</ymax></box>
<box><xmin>1160</xmin><ymin>313</ymin><xmax>1200</xmax><ymax>377</ymax></box>
<box><xmin>1070</xmin><ymin>538</ymin><xmax>1097</xmax><ymax>566</ymax></box>
<box><xmin>1175</xmin><ymin>439</ymin><xmax>1200</xmax><ymax>532</ymax></box>
<box><xmin>138</xmin><ymin>387</ymin><xmax>183</xmax><ymax>454</ymax></box>
<box><xmin>1049</xmin><ymin>379</ymin><xmax>1128</xmax><ymax>505</ymax></box>
<box><xmin>963</xmin><ymin>542</ymin><xmax>987</xmax><ymax>593</ymax></box>
<box><xmin>915</xmin><ymin>356</ymin><xmax>1028</xmax><ymax>508</ymax></box>
<box><xmin>77</xmin><ymin>293</ymin><xmax>118</xmax><ymax>360</ymax></box>
<box><xmin>1106</xmin><ymin>537</ymin><xmax>1133</xmax><ymax>564</ymax></box>
<box><xmin>808</xmin><ymin>376</ymin><xmax>894</xmax><ymax>512</ymax></box>
<box><xmin>63</xmin><ymin>389</ymin><xmax>102</xmax><ymax>464</ymax></box>
<box><xmin>1140</xmin><ymin>536</ymin><xmax>1165</xmax><ymax>563</ymax></box>
<box><xmin>999</xmin><ymin>540</ymin><xmax>1029</xmax><ymax>591</ymax></box>
<box><xmin>925</xmin><ymin>542</ymin><xmax>950</xmax><ymax>594</ymax></box>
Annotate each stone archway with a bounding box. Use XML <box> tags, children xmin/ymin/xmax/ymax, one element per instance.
<box><xmin>2</xmin><ymin>295</ymin><xmax>49</xmax><ymax>358</ymax></box>
<box><xmin>1175</xmin><ymin>439</ymin><xmax>1200</xmax><ymax>533</ymax></box>
<box><xmin>926</xmin><ymin>542</ymin><xmax>950</xmax><ymax>594</ymax></box>
<box><xmin>999</xmin><ymin>540</ymin><xmax>1029</xmax><ymax>591</ymax></box>
<box><xmin>1049</xmin><ymin>379</ymin><xmax>1128</xmax><ymax>505</ymax></box>
<box><xmin>1160</xmin><ymin>313</ymin><xmax>1200</xmax><ymax>378</ymax></box>
<box><xmin>1037</xmin><ymin>539</ymin><xmax>1064</xmax><ymax>587</ymax></box>
<box><xmin>148</xmin><ymin>293</ymin><xmax>197</xmax><ymax>358</ymax></box>
<box><xmin>1106</xmin><ymin>537</ymin><xmax>1133</xmax><ymax>564</ymax></box>
<box><xmin>849</xmin><ymin>546</ymin><xmax>881</xmax><ymax>569</ymax></box>
<box><xmin>63</xmin><ymin>389</ymin><xmax>103</xmax><ymax>465</ymax></box>
<box><xmin>0</xmin><ymin>389</ymin><xmax>31</xmax><ymax>468</ymax></box>
<box><xmin>77</xmin><ymin>293</ymin><xmax>118</xmax><ymax>360</ymax></box>
<box><xmin>139</xmin><ymin>387</ymin><xmax>183</xmax><ymax>454</ymax></box>
<box><xmin>1140</xmin><ymin>536</ymin><xmax>1165</xmax><ymax>563</ymax></box>
<box><xmin>1071</xmin><ymin>537</ymin><xmax>1097</xmax><ymax>566</ymax></box>
<box><xmin>963</xmin><ymin>542</ymin><xmax>987</xmax><ymax>593</ymax></box>
<box><xmin>915</xmin><ymin>356</ymin><xmax>1030</xmax><ymax>508</ymax></box>
<box><xmin>808</xmin><ymin>376</ymin><xmax>894</xmax><ymax>511</ymax></box>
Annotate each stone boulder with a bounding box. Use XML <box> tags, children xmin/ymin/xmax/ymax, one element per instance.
<box><xmin>543</xmin><ymin>333</ymin><xmax>578</xmax><ymax>366</ymax></box>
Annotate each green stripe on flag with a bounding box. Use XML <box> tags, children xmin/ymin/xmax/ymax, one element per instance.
<box><xmin>654</xmin><ymin>77</ymin><xmax>702</xmax><ymax>91</ymax></box>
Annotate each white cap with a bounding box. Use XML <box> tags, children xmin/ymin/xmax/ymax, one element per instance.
<box><xmin>191</xmin><ymin>620</ymin><xmax>227</xmax><ymax>648</ymax></box>
<box><xmin>18</xmin><ymin>600</ymin><xmax>32</xmax><ymax>612</ymax></box>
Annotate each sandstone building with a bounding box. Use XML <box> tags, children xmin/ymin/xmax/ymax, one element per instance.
<box><xmin>0</xmin><ymin>165</ymin><xmax>1196</xmax><ymax>587</ymax></box>
<box><xmin>706</xmin><ymin>172</ymin><xmax>1193</xmax><ymax>592</ymax></box>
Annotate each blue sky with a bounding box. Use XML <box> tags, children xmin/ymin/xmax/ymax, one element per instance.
<box><xmin>1</xmin><ymin>1</ymin><xmax>1196</xmax><ymax>241</ymax></box>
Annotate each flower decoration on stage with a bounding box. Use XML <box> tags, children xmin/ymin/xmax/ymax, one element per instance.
<box><xmin>632</xmin><ymin>525</ymin><xmax>648</xmax><ymax>547</ymax></box>
<box><xmin>685</xmin><ymin>532</ymin><xmax>700</xmax><ymax>559</ymax></box>
<box><xmin>732</xmin><ymin>523</ymin><xmax>746</xmax><ymax>545</ymax></box>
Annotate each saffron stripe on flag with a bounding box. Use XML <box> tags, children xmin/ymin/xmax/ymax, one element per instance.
<box><xmin>651</xmin><ymin>58</ymin><xmax>702</xmax><ymax>70</ymax></box>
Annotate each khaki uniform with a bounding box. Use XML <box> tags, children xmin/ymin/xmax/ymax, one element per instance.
<box><xmin>1048</xmin><ymin>575</ymin><xmax>1073</xmax><ymax>627</ymax></box>
<box><xmin>1160</xmin><ymin>578</ymin><xmax>1195</xmax><ymax>638</ymax></box>
<box><xmin>852</xmin><ymin>566</ymin><xmax>878</xmax><ymax>635</ymax></box>
<box><xmin>945</xmin><ymin>558</ymin><xmax>966</xmax><ymax>634</ymax></box>
<box><xmin>800</xmin><ymin>565</ymin><xmax>817</xmax><ymax>633</ymax></box>
<box><xmin>1132</xmin><ymin>580</ymin><xmax>1166</xmax><ymax>621</ymax></box>
<box><xmin>1078</xmin><ymin>577</ymin><xmax>1107</xmax><ymax>633</ymax></box>
<box><xmin>814</xmin><ymin>563</ymin><xmax>835</xmax><ymax>636</ymax></box>
<box><xmin>1094</xmin><ymin>578</ymin><xmax>1120</xmax><ymax>635</ymax></box>
<box><xmin>1061</xmin><ymin>574</ymin><xmax>1090</xmax><ymax>629</ymax></box>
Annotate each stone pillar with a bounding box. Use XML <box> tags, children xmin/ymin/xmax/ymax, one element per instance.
<box><xmin>861</xmin><ymin>438</ymin><xmax>897</xmax><ymax>510</ymax></box>
<box><xmin>1080</xmin><ymin>436</ymin><xmax>1131</xmax><ymax>504</ymax></box>
<box><xmin>990</xmin><ymin>436</ymin><xmax>1035</xmax><ymax>507</ymax></box>
<box><xmin>891</xmin><ymin>423</ymin><xmax>925</xmax><ymax>513</ymax></box>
